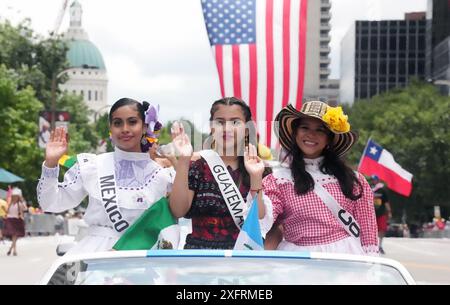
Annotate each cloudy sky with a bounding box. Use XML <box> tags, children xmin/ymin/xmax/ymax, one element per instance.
<box><xmin>0</xmin><ymin>0</ymin><xmax>427</xmax><ymax>129</ymax></box>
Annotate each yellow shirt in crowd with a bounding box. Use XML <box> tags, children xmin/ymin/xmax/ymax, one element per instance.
<box><xmin>0</xmin><ymin>198</ymin><xmax>7</xmax><ymax>218</ymax></box>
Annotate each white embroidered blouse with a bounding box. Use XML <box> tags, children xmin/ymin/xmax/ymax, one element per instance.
<box><xmin>37</xmin><ymin>147</ymin><xmax>174</xmax><ymax>230</ymax></box>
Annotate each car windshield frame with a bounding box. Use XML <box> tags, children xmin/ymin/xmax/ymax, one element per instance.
<box><xmin>40</xmin><ymin>250</ymin><xmax>415</xmax><ymax>285</ymax></box>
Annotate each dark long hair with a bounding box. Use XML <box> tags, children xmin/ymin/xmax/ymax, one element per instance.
<box><xmin>109</xmin><ymin>98</ymin><xmax>150</xmax><ymax>124</ymax></box>
<box><xmin>109</xmin><ymin>98</ymin><xmax>150</xmax><ymax>152</ymax></box>
<box><xmin>209</xmin><ymin>97</ymin><xmax>272</xmax><ymax>188</ymax></box>
<box><xmin>287</xmin><ymin>119</ymin><xmax>363</xmax><ymax>200</ymax></box>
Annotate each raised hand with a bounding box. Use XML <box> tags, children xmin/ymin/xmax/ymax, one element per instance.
<box><xmin>170</xmin><ymin>121</ymin><xmax>184</xmax><ymax>141</ymax></box>
<box><xmin>244</xmin><ymin>143</ymin><xmax>265</xmax><ymax>181</ymax></box>
<box><xmin>171</xmin><ymin>121</ymin><xmax>193</xmax><ymax>159</ymax></box>
<box><xmin>45</xmin><ymin>127</ymin><xmax>68</xmax><ymax>168</ymax></box>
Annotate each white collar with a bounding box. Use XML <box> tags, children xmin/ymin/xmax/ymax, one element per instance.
<box><xmin>114</xmin><ymin>146</ymin><xmax>150</xmax><ymax>161</ymax></box>
<box><xmin>274</xmin><ymin>156</ymin><xmax>336</xmax><ymax>184</ymax></box>
<box><xmin>304</xmin><ymin>156</ymin><xmax>324</xmax><ymax>172</ymax></box>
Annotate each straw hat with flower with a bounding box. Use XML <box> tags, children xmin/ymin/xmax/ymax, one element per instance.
<box><xmin>274</xmin><ymin>101</ymin><xmax>358</xmax><ymax>157</ymax></box>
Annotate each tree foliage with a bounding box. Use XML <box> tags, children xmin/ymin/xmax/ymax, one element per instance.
<box><xmin>0</xmin><ymin>65</ymin><xmax>44</xmax><ymax>201</ymax></box>
<box><xmin>0</xmin><ymin>19</ymin><xmax>98</xmax><ymax>204</ymax></box>
<box><xmin>346</xmin><ymin>81</ymin><xmax>450</xmax><ymax>223</ymax></box>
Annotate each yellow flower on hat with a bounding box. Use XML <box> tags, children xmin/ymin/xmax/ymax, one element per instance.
<box><xmin>322</xmin><ymin>106</ymin><xmax>350</xmax><ymax>133</ymax></box>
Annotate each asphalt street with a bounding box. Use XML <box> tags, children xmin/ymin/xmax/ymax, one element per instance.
<box><xmin>383</xmin><ymin>238</ymin><xmax>450</xmax><ymax>284</ymax></box>
<box><xmin>0</xmin><ymin>236</ymin><xmax>449</xmax><ymax>285</ymax></box>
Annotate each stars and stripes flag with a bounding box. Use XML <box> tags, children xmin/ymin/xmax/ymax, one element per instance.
<box><xmin>201</xmin><ymin>0</ymin><xmax>308</xmax><ymax>147</ymax></box>
<box><xmin>358</xmin><ymin>139</ymin><xmax>413</xmax><ymax>197</ymax></box>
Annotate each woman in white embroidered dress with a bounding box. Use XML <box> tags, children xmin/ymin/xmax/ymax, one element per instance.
<box><xmin>37</xmin><ymin>98</ymin><xmax>174</xmax><ymax>254</ymax></box>
<box><xmin>263</xmin><ymin>101</ymin><xmax>379</xmax><ymax>255</ymax></box>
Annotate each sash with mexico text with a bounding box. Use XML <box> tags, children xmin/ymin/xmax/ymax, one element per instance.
<box><xmin>97</xmin><ymin>152</ymin><xmax>130</xmax><ymax>233</ymax></box>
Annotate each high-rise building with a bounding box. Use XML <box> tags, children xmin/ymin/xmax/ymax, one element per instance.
<box><xmin>59</xmin><ymin>1</ymin><xmax>109</xmax><ymax>119</ymax></box>
<box><xmin>426</xmin><ymin>0</ymin><xmax>450</xmax><ymax>95</ymax></box>
<box><xmin>303</xmin><ymin>0</ymin><xmax>339</xmax><ymax>105</ymax></box>
<box><xmin>340</xmin><ymin>13</ymin><xmax>426</xmax><ymax>104</ymax></box>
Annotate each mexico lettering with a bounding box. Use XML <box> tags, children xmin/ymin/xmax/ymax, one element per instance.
<box><xmin>99</xmin><ymin>175</ymin><xmax>129</xmax><ymax>232</ymax></box>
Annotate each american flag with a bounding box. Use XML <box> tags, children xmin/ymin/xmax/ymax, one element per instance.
<box><xmin>201</xmin><ymin>0</ymin><xmax>308</xmax><ymax>147</ymax></box>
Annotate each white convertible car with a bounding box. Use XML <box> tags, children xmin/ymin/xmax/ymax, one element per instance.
<box><xmin>40</xmin><ymin>250</ymin><xmax>415</xmax><ymax>285</ymax></box>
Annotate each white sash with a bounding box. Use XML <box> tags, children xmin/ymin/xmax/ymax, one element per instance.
<box><xmin>199</xmin><ymin>150</ymin><xmax>245</xmax><ymax>229</ymax></box>
<box><xmin>312</xmin><ymin>179</ymin><xmax>362</xmax><ymax>244</ymax></box>
<box><xmin>96</xmin><ymin>153</ymin><xmax>130</xmax><ymax>233</ymax></box>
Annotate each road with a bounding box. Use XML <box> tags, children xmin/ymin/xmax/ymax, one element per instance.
<box><xmin>383</xmin><ymin>238</ymin><xmax>450</xmax><ymax>284</ymax></box>
<box><xmin>0</xmin><ymin>235</ymin><xmax>73</xmax><ymax>285</ymax></box>
<box><xmin>0</xmin><ymin>236</ymin><xmax>449</xmax><ymax>284</ymax></box>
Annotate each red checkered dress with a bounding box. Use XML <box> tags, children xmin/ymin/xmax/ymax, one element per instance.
<box><xmin>262</xmin><ymin>158</ymin><xmax>379</xmax><ymax>254</ymax></box>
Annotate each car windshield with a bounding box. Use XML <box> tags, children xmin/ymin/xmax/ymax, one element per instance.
<box><xmin>47</xmin><ymin>256</ymin><xmax>408</xmax><ymax>285</ymax></box>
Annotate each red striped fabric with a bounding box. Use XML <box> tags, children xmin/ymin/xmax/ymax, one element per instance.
<box><xmin>203</xmin><ymin>0</ymin><xmax>308</xmax><ymax>147</ymax></box>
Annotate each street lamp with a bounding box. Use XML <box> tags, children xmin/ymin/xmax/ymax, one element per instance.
<box><xmin>50</xmin><ymin>69</ymin><xmax>71</xmax><ymax>129</ymax></box>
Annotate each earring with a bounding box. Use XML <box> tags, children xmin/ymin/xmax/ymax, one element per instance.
<box><xmin>140</xmin><ymin>135</ymin><xmax>152</xmax><ymax>153</ymax></box>
<box><xmin>141</xmin><ymin>135</ymin><xmax>148</xmax><ymax>145</ymax></box>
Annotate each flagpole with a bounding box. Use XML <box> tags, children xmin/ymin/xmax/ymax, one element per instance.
<box><xmin>357</xmin><ymin>136</ymin><xmax>372</xmax><ymax>171</ymax></box>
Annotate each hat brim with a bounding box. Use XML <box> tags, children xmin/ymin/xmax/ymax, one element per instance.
<box><xmin>274</xmin><ymin>104</ymin><xmax>358</xmax><ymax>158</ymax></box>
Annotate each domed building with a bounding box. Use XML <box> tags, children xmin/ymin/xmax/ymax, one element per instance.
<box><xmin>60</xmin><ymin>1</ymin><xmax>109</xmax><ymax>120</ymax></box>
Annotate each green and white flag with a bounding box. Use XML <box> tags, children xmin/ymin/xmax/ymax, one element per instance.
<box><xmin>113</xmin><ymin>197</ymin><xmax>179</xmax><ymax>250</ymax></box>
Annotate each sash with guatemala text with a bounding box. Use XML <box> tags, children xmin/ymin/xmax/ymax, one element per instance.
<box><xmin>199</xmin><ymin>150</ymin><xmax>245</xmax><ymax>229</ymax></box>
<box><xmin>96</xmin><ymin>153</ymin><xmax>130</xmax><ymax>233</ymax></box>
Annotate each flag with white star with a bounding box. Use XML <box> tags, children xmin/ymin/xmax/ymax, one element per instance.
<box><xmin>359</xmin><ymin>139</ymin><xmax>413</xmax><ymax>197</ymax></box>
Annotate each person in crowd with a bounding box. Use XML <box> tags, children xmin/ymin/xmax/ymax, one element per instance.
<box><xmin>0</xmin><ymin>195</ymin><xmax>7</xmax><ymax>242</ymax></box>
<box><xmin>369</xmin><ymin>175</ymin><xmax>392</xmax><ymax>254</ymax></box>
<box><xmin>3</xmin><ymin>187</ymin><xmax>27</xmax><ymax>255</ymax></box>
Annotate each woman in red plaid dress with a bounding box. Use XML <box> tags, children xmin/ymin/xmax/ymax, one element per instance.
<box><xmin>263</xmin><ymin>101</ymin><xmax>379</xmax><ymax>255</ymax></box>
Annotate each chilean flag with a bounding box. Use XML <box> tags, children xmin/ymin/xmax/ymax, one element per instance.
<box><xmin>358</xmin><ymin>139</ymin><xmax>413</xmax><ymax>197</ymax></box>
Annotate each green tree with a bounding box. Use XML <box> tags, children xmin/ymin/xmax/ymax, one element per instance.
<box><xmin>0</xmin><ymin>19</ymin><xmax>98</xmax><ymax>204</ymax></box>
<box><xmin>0</xmin><ymin>65</ymin><xmax>44</xmax><ymax>201</ymax></box>
<box><xmin>58</xmin><ymin>93</ymin><xmax>98</xmax><ymax>154</ymax></box>
<box><xmin>347</xmin><ymin>81</ymin><xmax>450</xmax><ymax>223</ymax></box>
<box><xmin>0</xmin><ymin>20</ymin><xmax>69</xmax><ymax>105</ymax></box>
<box><xmin>158</xmin><ymin>119</ymin><xmax>208</xmax><ymax>149</ymax></box>
<box><xmin>0</xmin><ymin>20</ymin><xmax>35</xmax><ymax>70</ymax></box>
<box><xmin>95</xmin><ymin>112</ymin><xmax>113</xmax><ymax>152</ymax></box>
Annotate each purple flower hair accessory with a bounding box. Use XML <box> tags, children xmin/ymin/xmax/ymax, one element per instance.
<box><xmin>141</xmin><ymin>103</ymin><xmax>163</xmax><ymax>152</ymax></box>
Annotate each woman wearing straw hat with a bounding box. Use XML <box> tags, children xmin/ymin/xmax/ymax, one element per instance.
<box><xmin>262</xmin><ymin>101</ymin><xmax>379</xmax><ymax>255</ymax></box>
